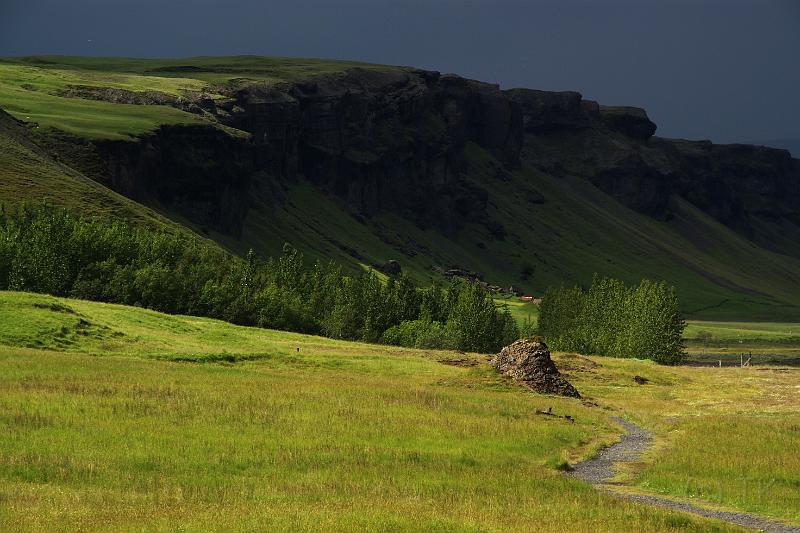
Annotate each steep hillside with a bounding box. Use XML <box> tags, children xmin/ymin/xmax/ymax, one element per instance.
<box><xmin>0</xmin><ymin>108</ymin><xmax>169</xmax><ymax>226</ymax></box>
<box><xmin>1</xmin><ymin>55</ymin><xmax>798</xmax><ymax>320</ymax></box>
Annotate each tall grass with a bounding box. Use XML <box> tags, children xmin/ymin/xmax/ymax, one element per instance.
<box><xmin>0</xmin><ymin>292</ymin><xmax>743</xmax><ymax>532</ymax></box>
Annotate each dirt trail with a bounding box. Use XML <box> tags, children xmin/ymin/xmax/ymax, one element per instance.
<box><xmin>571</xmin><ymin>417</ymin><xmax>800</xmax><ymax>533</ymax></box>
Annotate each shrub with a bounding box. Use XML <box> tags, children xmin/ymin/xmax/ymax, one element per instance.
<box><xmin>538</xmin><ymin>275</ymin><xmax>685</xmax><ymax>364</ymax></box>
<box><xmin>0</xmin><ymin>204</ymin><xmax>517</xmax><ymax>354</ymax></box>
<box><xmin>382</xmin><ymin>319</ymin><xmax>458</xmax><ymax>350</ymax></box>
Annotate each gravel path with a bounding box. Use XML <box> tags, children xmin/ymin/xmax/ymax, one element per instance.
<box><xmin>571</xmin><ymin>416</ymin><xmax>800</xmax><ymax>533</ymax></box>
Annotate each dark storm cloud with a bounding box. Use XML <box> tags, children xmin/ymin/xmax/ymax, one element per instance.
<box><xmin>1</xmin><ymin>0</ymin><xmax>798</xmax><ymax>144</ymax></box>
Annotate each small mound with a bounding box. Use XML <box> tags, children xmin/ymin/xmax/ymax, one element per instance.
<box><xmin>491</xmin><ymin>339</ymin><xmax>581</xmax><ymax>398</ymax></box>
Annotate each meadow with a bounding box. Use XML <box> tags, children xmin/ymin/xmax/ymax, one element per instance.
<box><xmin>683</xmin><ymin>320</ymin><xmax>800</xmax><ymax>365</ymax></box>
<box><xmin>1</xmin><ymin>291</ymin><xmax>798</xmax><ymax>531</ymax></box>
<box><xmin>568</xmin><ymin>354</ymin><xmax>800</xmax><ymax>523</ymax></box>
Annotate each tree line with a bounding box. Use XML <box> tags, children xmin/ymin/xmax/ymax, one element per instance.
<box><xmin>537</xmin><ymin>275</ymin><xmax>685</xmax><ymax>364</ymax></box>
<box><xmin>0</xmin><ymin>205</ymin><xmax>518</xmax><ymax>353</ymax></box>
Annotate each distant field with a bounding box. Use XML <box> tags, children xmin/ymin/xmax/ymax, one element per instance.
<box><xmin>684</xmin><ymin>320</ymin><xmax>800</xmax><ymax>365</ymax></box>
<box><xmin>494</xmin><ymin>295</ymin><xmax>539</xmax><ymax>327</ymax></box>
<box><xmin>685</xmin><ymin>320</ymin><xmax>800</xmax><ymax>342</ymax></box>
<box><xmin>0</xmin><ymin>290</ymin><xmax>798</xmax><ymax>531</ymax></box>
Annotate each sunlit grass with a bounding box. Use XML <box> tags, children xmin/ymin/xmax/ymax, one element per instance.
<box><xmin>0</xmin><ymin>64</ymin><xmax>208</xmax><ymax>140</ymax></box>
<box><xmin>565</xmin><ymin>353</ymin><xmax>800</xmax><ymax>523</ymax></box>
<box><xmin>0</xmin><ymin>56</ymin><xmax>406</xmax><ymax>139</ymax></box>
<box><xmin>636</xmin><ymin>415</ymin><xmax>800</xmax><ymax>521</ymax></box>
<box><xmin>0</xmin><ymin>291</ymin><xmax>749</xmax><ymax>531</ymax></box>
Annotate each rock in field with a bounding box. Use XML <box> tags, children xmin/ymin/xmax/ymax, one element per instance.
<box><xmin>492</xmin><ymin>338</ymin><xmax>581</xmax><ymax>398</ymax></box>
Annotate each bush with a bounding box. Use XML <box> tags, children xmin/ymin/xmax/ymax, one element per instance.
<box><xmin>0</xmin><ymin>204</ymin><xmax>517</xmax><ymax>354</ymax></box>
<box><xmin>382</xmin><ymin>319</ymin><xmax>458</xmax><ymax>350</ymax></box>
<box><xmin>538</xmin><ymin>274</ymin><xmax>685</xmax><ymax>364</ymax></box>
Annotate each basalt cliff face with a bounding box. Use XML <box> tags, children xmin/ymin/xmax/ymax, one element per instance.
<box><xmin>94</xmin><ymin>69</ymin><xmax>523</xmax><ymax>236</ymax></box>
<box><xmin>84</xmin><ymin>67</ymin><xmax>798</xmax><ymax>255</ymax></box>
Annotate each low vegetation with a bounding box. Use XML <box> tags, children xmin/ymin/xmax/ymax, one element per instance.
<box><xmin>0</xmin><ymin>56</ymin><xmax>401</xmax><ymax>139</ymax></box>
<box><xmin>2</xmin><ymin>291</ymin><xmax>782</xmax><ymax>531</ymax></box>
<box><xmin>538</xmin><ymin>275</ymin><xmax>685</xmax><ymax>364</ymax></box>
<box><xmin>683</xmin><ymin>320</ymin><xmax>800</xmax><ymax>364</ymax></box>
<box><xmin>0</xmin><ymin>205</ymin><xmax>517</xmax><ymax>353</ymax></box>
<box><xmin>569</xmin><ymin>353</ymin><xmax>800</xmax><ymax>524</ymax></box>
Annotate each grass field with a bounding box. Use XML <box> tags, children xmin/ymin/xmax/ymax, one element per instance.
<box><xmin>0</xmin><ymin>55</ymin><xmax>404</xmax><ymax>84</ymax></box>
<box><xmin>0</xmin><ymin>63</ymin><xmax>209</xmax><ymax>140</ymax></box>
<box><xmin>683</xmin><ymin>320</ymin><xmax>800</xmax><ymax>365</ymax></box>
<box><xmin>1</xmin><ymin>291</ymin><xmax>798</xmax><ymax>531</ymax></box>
<box><xmin>566</xmin><ymin>354</ymin><xmax>800</xmax><ymax>523</ymax></box>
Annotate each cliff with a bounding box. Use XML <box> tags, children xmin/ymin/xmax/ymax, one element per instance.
<box><xmin>77</xmin><ymin>67</ymin><xmax>798</xmax><ymax>257</ymax></box>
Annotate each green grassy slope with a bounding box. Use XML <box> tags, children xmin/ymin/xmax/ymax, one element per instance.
<box><xmin>0</xmin><ymin>290</ymin><xmax>779</xmax><ymax>531</ymax></box>
<box><xmin>0</xmin><ymin>108</ymin><xmax>173</xmax><ymax>225</ymax></box>
<box><xmin>0</xmin><ymin>56</ymin><xmax>404</xmax><ymax>139</ymax></box>
<box><xmin>0</xmin><ymin>62</ymin><xmax>209</xmax><ymax>139</ymax></box>
<box><xmin>1</xmin><ymin>55</ymin><xmax>404</xmax><ymax>83</ymax></box>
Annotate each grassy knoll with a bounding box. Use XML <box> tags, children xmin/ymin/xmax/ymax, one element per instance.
<box><xmin>0</xmin><ymin>291</ymin><xmax>751</xmax><ymax>532</ymax></box>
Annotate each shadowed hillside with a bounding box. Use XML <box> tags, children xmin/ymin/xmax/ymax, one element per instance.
<box><xmin>1</xmin><ymin>55</ymin><xmax>798</xmax><ymax>320</ymax></box>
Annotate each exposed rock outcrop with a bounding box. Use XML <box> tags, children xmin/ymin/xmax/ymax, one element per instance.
<box><xmin>379</xmin><ymin>260</ymin><xmax>402</xmax><ymax>277</ymax></box>
<box><xmin>524</xmin><ymin>118</ymin><xmax>800</xmax><ymax>246</ymax></box>
<box><xmin>90</xmin><ymin>68</ymin><xmax>525</xmax><ymax>236</ymax></box>
<box><xmin>599</xmin><ymin>105</ymin><xmax>657</xmax><ymax>140</ymax></box>
<box><xmin>507</xmin><ymin>89</ymin><xmax>593</xmax><ymax>132</ymax></box>
<box><xmin>55</xmin><ymin>85</ymin><xmax>226</xmax><ymax>116</ymax></box>
<box><xmin>492</xmin><ymin>339</ymin><xmax>581</xmax><ymax>398</ymax></box>
<box><xmin>44</xmin><ymin>65</ymin><xmax>799</xmax><ymax>256</ymax></box>
<box><xmin>96</xmin><ymin>125</ymin><xmax>258</xmax><ymax>235</ymax></box>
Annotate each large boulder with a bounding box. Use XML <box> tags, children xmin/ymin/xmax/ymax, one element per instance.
<box><xmin>379</xmin><ymin>260</ymin><xmax>402</xmax><ymax>277</ymax></box>
<box><xmin>492</xmin><ymin>339</ymin><xmax>580</xmax><ymax>398</ymax></box>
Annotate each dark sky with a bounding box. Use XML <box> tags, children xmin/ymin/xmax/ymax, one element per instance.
<box><xmin>2</xmin><ymin>0</ymin><xmax>798</xmax><ymax>144</ymax></box>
